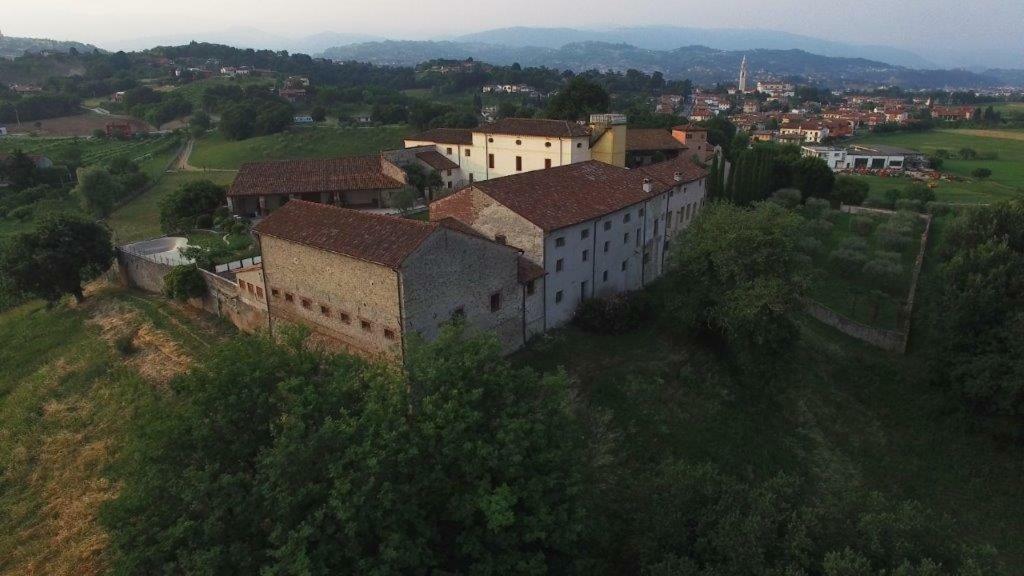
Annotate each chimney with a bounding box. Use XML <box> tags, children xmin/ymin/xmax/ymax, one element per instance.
<box><xmin>673</xmin><ymin>171</ymin><xmax>684</xmax><ymax>182</ymax></box>
<box><xmin>642</xmin><ymin>177</ymin><xmax>653</xmax><ymax>193</ymax></box>
<box><xmin>494</xmin><ymin>234</ymin><xmax>507</xmax><ymax>245</ymax></box>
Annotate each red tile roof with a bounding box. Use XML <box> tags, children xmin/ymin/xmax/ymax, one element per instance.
<box><xmin>477</xmin><ymin>118</ymin><xmax>590</xmax><ymax>138</ymax></box>
<box><xmin>406</xmin><ymin>127</ymin><xmax>473</xmax><ymax>145</ymax></box>
<box><xmin>433</xmin><ymin>161</ymin><xmax>669</xmax><ymax>232</ymax></box>
<box><xmin>625</xmin><ymin>128</ymin><xmax>686</xmax><ymax>152</ymax></box>
<box><xmin>415</xmin><ymin>150</ymin><xmax>459</xmax><ymax>171</ymax></box>
<box><xmin>254</xmin><ymin>200</ymin><xmax>435</xmax><ymax>268</ymax></box>
<box><xmin>636</xmin><ymin>155</ymin><xmax>709</xmax><ymax>186</ymax></box>
<box><xmin>228</xmin><ymin>156</ymin><xmax>405</xmax><ymax>198</ymax></box>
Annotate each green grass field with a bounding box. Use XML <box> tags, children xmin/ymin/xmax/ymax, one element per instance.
<box><xmin>850</xmin><ymin>129</ymin><xmax>1024</xmax><ymax>203</ymax></box>
<box><xmin>848</xmin><ymin>173</ymin><xmax>1021</xmax><ymax>205</ymax></box>
<box><xmin>188</xmin><ymin>126</ymin><xmax>412</xmax><ymax>170</ymax></box>
<box><xmin>107</xmin><ymin>171</ymin><xmax>236</xmax><ymax>244</ymax></box>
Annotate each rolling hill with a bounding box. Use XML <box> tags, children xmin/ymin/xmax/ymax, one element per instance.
<box><xmin>0</xmin><ymin>35</ymin><xmax>99</xmax><ymax>59</ymax></box>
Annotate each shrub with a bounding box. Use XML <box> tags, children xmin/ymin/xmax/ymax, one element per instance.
<box><xmin>862</xmin><ymin>258</ymin><xmax>904</xmax><ymax>293</ymax></box>
<box><xmin>230</xmin><ymin>220</ymin><xmax>248</xmax><ymax>235</ymax></box>
<box><xmin>803</xmin><ymin>197</ymin><xmax>830</xmax><ymax>218</ymax></box>
<box><xmin>163</xmin><ymin>265</ymin><xmax>207</xmax><ymax>301</ymax></box>
<box><xmin>926</xmin><ymin>201</ymin><xmax>952</xmax><ymax>216</ymax></box>
<box><xmin>877</xmin><ymin>229</ymin><xmax>911</xmax><ymax>251</ymax></box>
<box><xmin>863</xmin><ymin>197</ymin><xmax>891</xmax><ymax>209</ymax></box>
<box><xmin>895</xmin><ymin>198</ymin><xmax>924</xmax><ymax>212</ymax></box>
<box><xmin>195</xmin><ymin>214</ymin><xmax>213</xmax><ymax>229</ymax></box>
<box><xmin>903</xmin><ymin>183</ymin><xmax>936</xmax><ymax>204</ymax></box>
<box><xmin>771</xmin><ymin>188</ymin><xmax>802</xmax><ymax>209</ymax></box>
<box><xmin>851</xmin><ymin>215</ymin><xmax>876</xmax><ymax>236</ymax></box>
<box><xmin>9</xmin><ymin>205</ymin><xmax>33</xmax><ymax>221</ymax></box>
<box><xmin>804</xmin><ymin>217</ymin><xmax>833</xmax><ymax>239</ymax></box>
<box><xmin>574</xmin><ymin>292</ymin><xmax>651</xmax><ymax>335</ymax></box>
<box><xmin>213</xmin><ymin>206</ymin><xmax>229</xmax><ymax>219</ymax></box>
<box><xmin>971</xmin><ymin>167</ymin><xmax>992</xmax><ymax>179</ymax></box>
<box><xmin>797</xmin><ymin>236</ymin><xmax>824</xmax><ymax>257</ymax></box>
<box><xmin>828</xmin><ymin>248</ymin><xmax>868</xmax><ymax>278</ymax></box>
<box><xmin>838</xmin><ymin>236</ymin><xmax>868</xmax><ymax>252</ymax></box>
<box><xmin>833</xmin><ymin>175</ymin><xmax>869</xmax><ymax>206</ymax></box>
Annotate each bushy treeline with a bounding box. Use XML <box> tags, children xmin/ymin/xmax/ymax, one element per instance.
<box><xmin>932</xmin><ymin>200</ymin><xmax>1024</xmax><ymax>441</ymax></box>
<box><xmin>0</xmin><ymin>91</ymin><xmax>81</xmax><ymax>123</ymax></box>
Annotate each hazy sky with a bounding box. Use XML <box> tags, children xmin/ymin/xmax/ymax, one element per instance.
<box><xmin>6</xmin><ymin>0</ymin><xmax>1024</xmax><ymax>61</ymax></box>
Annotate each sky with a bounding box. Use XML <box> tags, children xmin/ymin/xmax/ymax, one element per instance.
<box><xmin>5</xmin><ymin>0</ymin><xmax>1024</xmax><ymax>67</ymax></box>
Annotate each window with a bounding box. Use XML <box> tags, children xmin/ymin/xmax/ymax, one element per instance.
<box><xmin>555</xmin><ymin>290</ymin><xmax>564</xmax><ymax>303</ymax></box>
<box><xmin>360</xmin><ymin>320</ymin><xmax>372</xmax><ymax>332</ymax></box>
<box><xmin>488</xmin><ymin>153</ymin><xmax>495</xmax><ymax>169</ymax></box>
<box><xmin>515</xmin><ymin>156</ymin><xmax>522</xmax><ymax>171</ymax></box>
<box><xmin>604</xmin><ymin>221</ymin><xmax>612</xmax><ymax>231</ymax></box>
<box><xmin>602</xmin><ymin>270</ymin><xmax>608</xmax><ymax>282</ymax></box>
<box><xmin>452</xmin><ymin>306</ymin><xmax>465</xmax><ymax>320</ymax></box>
<box><xmin>526</xmin><ymin>280</ymin><xmax>536</xmax><ymax>295</ymax></box>
<box><xmin>490</xmin><ymin>292</ymin><xmax>502</xmax><ymax>312</ymax></box>
<box><xmin>623</xmin><ymin>232</ymin><xmax>630</xmax><ymax>244</ymax></box>
<box><xmin>320</xmin><ymin>304</ymin><xmax>330</xmax><ymax>316</ymax></box>
<box><xmin>576</xmin><ymin>142</ymin><xmax>583</xmax><ymax>148</ymax></box>
<box><xmin>621</xmin><ymin>260</ymin><xmax>628</xmax><ymax>271</ymax></box>
<box><xmin>603</xmin><ymin>240</ymin><xmax>610</xmax><ymax>253</ymax></box>
<box><xmin>556</xmin><ymin>258</ymin><xmax>564</xmax><ymax>272</ymax></box>
<box><xmin>384</xmin><ymin>328</ymin><xmax>396</xmax><ymax>340</ymax></box>
<box><xmin>446</xmin><ymin>147</ymin><xmax>452</xmax><ymax>155</ymax></box>
<box><xmin>636</xmin><ymin>229</ymin><xmax>641</xmax><ymax>247</ymax></box>
<box><xmin>581</xmin><ymin>281</ymin><xmax>588</xmax><ymax>299</ymax></box>
<box><xmin>667</xmin><ymin>212</ymin><xmax>673</xmax><ymax>227</ymax></box>
<box><xmin>581</xmin><ymin>229</ymin><xmax>589</xmax><ymax>239</ymax></box>
<box><xmin>644</xmin><ymin>251</ymin><xmax>651</xmax><ymax>263</ymax></box>
<box><xmin>555</xmin><ymin>236</ymin><xmax>565</xmax><ymax>247</ymax></box>
<box><xmin>447</xmin><ymin>181</ymin><xmax>452</xmax><ymax>189</ymax></box>
<box><xmin>285</xmin><ymin>292</ymin><xmax>294</xmax><ymax>303</ymax></box>
<box><xmin>639</xmin><ymin>208</ymin><xmax>644</xmax><ymax>216</ymax></box>
<box><xmin>465</xmin><ymin>148</ymin><xmax>471</xmax><ymax>157</ymax></box>
<box><xmin>624</xmin><ymin>213</ymin><xmax>632</xmax><ymax>223</ymax></box>
<box><xmin>301</xmin><ymin>298</ymin><xmax>311</xmax><ymax>310</ymax></box>
<box><xmin>271</xmin><ymin>288</ymin><xmax>280</xmax><ymax>298</ymax></box>
<box><xmin>545</xmin><ymin>158</ymin><xmax>552</xmax><ymax>169</ymax></box>
<box><xmin>469</xmin><ymin>173</ymin><xmax>474</xmax><ymax>183</ymax></box>
<box><xmin>654</xmin><ymin>218</ymin><xmax>659</xmax><ymax>235</ymax></box>
<box><xmin>339</xmin><ymin>312</ymin><xmax>351</xmax><ymax>324</ymax></box>
<box><xmin>582</xmin><ymin>249</ymin><xmax>589</xmax><ymax>262</ymax></box>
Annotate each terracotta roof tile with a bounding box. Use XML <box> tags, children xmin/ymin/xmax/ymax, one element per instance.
<box><xmin>436</xmin><ymin>161</ymin><xmax>668</xmax><ymax>232</ymax></box>
<box><xmin>406</xmin><ymin>127</ymin><xmax>473</xmax><ymax>145</ymax></box>
<box><xmin>517</xmin><ymin>256</ymin><xmax>546</xmax><ymax>283</ymax></box>
<box><xmin>228</xmin><ymin>155</ymin><xmax>404</xmax><ymax>198</ymax></box>
<box><xmin>625</xmin><ymin>128</ymin><xmax>686</xmax><ymax>152</ymax></box>
<box><xmin>415</xmin><ymin>150</ymin><xmax>459</xmax><ymax>171</ymax></box>
<box><xmin>636</xmin><ymin>155</ymin><xmax>709</xmax><ymax>186</ymax></box>
<box><xmin>477</xmin><ymin>118</ymin><xmax>590</xmax><ymax>138</ymax></box>
<box><xmin>253</xmin><ymin>200</ymin><xmax>435</xmax><ymax>269</ymax></box>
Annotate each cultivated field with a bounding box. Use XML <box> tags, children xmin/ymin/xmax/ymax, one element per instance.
<box><xmin>5</xmin><ymin>114</ymin><xmax>153</xmax><ymax>137</ymax></box>
<box><xmin>188</xmin><ymin>125</ymin><xmax>412</xmax><ymax>170</ymax></box>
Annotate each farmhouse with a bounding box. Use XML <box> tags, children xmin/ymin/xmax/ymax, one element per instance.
<box><xmin>430</xmin><ymin>156</ymin><xmax>708</xmax><ymax>330</ymax></box>
<box><xmin>226</xmin><ymin>155</ymin><xmax>411</xmax><ymax>217</ymax></box>
<box><xmin>404</xmin><ymin>118</ymin><xmax>593</xmax><ymax>186</ymax></box>
<box><xmin>252</xmin><ymin>200</ymin><xmax>537</xmax><ymax>361</ymax></box>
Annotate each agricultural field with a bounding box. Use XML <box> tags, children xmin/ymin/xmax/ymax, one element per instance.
<box><xmin>4</xmin><ymin>114</ymin><xmax>152</xmax><ymax>137</ymax></box>
<box><xmin>107</xmin><ymin>171</ymin><xmax>236</xmax><ymax>244</ymax></box>
<box><xmin>0</xmin><ymin>287</ymin><xmax>236</xmax><ymax>576</ymax></box>
<box><xmin>803</xmin><ymin>208</ymin><xmax>925</xmax><ymax>329</ymax></box>
<box><xmin>0</xmin><ymin>134</ymin><xmax>179</xmax><ymax>176</ymax></box>
<box><xmin>848</xmin><ymin>173</ymin><xmax>1021</xmax><ymax>205</ymax></box>
<box><xmin>188</xmin><ymin>125</ymin><xmax>411</xmax><ymax>170</ymax></box>
<box><xmin>850</xmin><ymin>129</ymin><xmax>1024</xmax><ymax>203</ymax></box>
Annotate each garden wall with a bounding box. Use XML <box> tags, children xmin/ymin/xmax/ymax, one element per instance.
<box><xmin>805</xmin><ymin>205</ymin><xmax>933</xmax><ymax>354</ymax></box>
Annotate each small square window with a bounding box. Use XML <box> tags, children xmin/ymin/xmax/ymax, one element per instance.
<box><xmin>623</xmin><ymin>232</ymin><xmax>630</xmax><ymax>245</ymax></box>
<box><xmin>639</xmin><ymin>208</ymin><xmax>645</xmax><ymax>216</ymax></box>
<box><xmin>581</xmin><ymin>229</ymin><xmax>590</xmax><ymax>239</ymax></box>
<box><xmin>603</xmin><ymin>221</ymin><xmax>611</xmax><ymax>231</ymax></box>
<box><xmin>602</xmin><ymin>270</ymin><xmax>608</xmax><ymax>282</ymax></box>
<box><xmin>603</xmin><ymin>240</ymin><xmax>609</xmax><ymax>253</ymax></box>
<box><xmin>339</xmin><ymin>312</ymin><xmax>351</xmax><ymax>324</ymax></box>
<box><xmin>446</xmin><ymin>147</ymin><xmax>452</xmax><ymax>154</ymax></box>
<box><xmin>582</xmin><ymin>249</ymin><xmax>589</xmax><ymax>262</ymax></box>
<box><xmin>556</xmin><ymin>258</ymin><xmax>564</xmax><ymax>272</ymax></box>
<box><xmin>555</xmin><ymin>290</ymin><xmax>564</xmax><ymax>303</ymax></box>
<box><xmin>360</xmin><ymin>320</ymin><xmax>372</xmax><ymax>332</ymax></box>
<box><xmin>576</xmin><ymin>142</ymin><xmax>583</xmax><ymax>148</ymax></box>
<box><xmin>256</xmin><ymin>287</ymin><xmax>263</xmax><ymax>298</ymax></box>
<box><xmin>285</xmin><ymin>293</ymin><xmax>294</xmax><ymax>303</ymax></box>
<box><xmin>465</xmin><ymin>149</ymin><xmax>471</xmax><ymax>157</ymax></box>
<box><xmin>452</xmin><ymin>306</ymin><xmax>465</xmax><ymax>320</ymax></box>
<box><xmin>301</xmin><ymin>298</ymin><xmax>311</xmax><ymax>309</ymax></box>
<box><xmin>271</xmin><ymin>288</ymin><xmax>280</xmax><ymax>298</ymax></box>
<box><xmin>384</xmin><ymin>328</ymin><xmax>396</xmax><ymax>340</ymax></box>
<box><xmin>623</xmin><ymin>213</ymin><xmax>631</xmax><ymax>223</ymax></box>
<box><xmin>555</xmin><ymin>236</ymin><xmax>565</xmax><ymax>247</ymax></box>
<box><xmin>526</xmin><ymin>280</ymin><xmax>536</xmax><ymax>295</ymax></box>
<box><xmin>490</xmin><ymin>292</ymin><xmax>501</xmax><ymax>312</ymax></box>
<box><xmin>545</xmin><ymin>158</ymin><xmax>552</xmax><ymax>169</ymax></box>
<box><xmin>320</xmin><ymin>305</ymin><xmax>330</xmax><ymax>316</ymax></box>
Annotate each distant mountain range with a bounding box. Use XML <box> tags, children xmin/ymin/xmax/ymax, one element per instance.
<box><xmin>321</xmin><ymin>40</ymin><xmax>1006</xmax><ymax>89</ymax></box>
<box><xmin>102</xmin><ymin>26</ymin><xmax>382</xmax><ymax>54</ymax></box>
<box><xmin>452</xmin><ymin>26</ymin><xmax>938</xmax><ymax>69</ymax></box>
<box><xmin>0</xmin><ymin>36</ymin><xmax>100</xmax><ymax>59</ymax></box>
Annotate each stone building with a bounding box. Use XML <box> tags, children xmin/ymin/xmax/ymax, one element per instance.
<box><xmin>227</xmin><ymin>155</ymin><xmax>411</xmax><ymax>217</ymax></box>
<box><xmin>430</xmin><ymin>156</ymin><xmax>708</xmax><ymax>330</ymax></box>
<box><xmin>251</xmin><ymin>200</ymin><xmax>542</xmax><ymax>361</ymax></box>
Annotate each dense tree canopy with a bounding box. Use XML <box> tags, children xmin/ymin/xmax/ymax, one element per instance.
<box><xmin>159</xmin><ymin>179</ymin><xmax>226</xmax><ymax>233</ymax></box>
<box><xmin>545</xmin><ymin>77</ymin><xmax>610</xmax><ymax>121</ymax></box>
